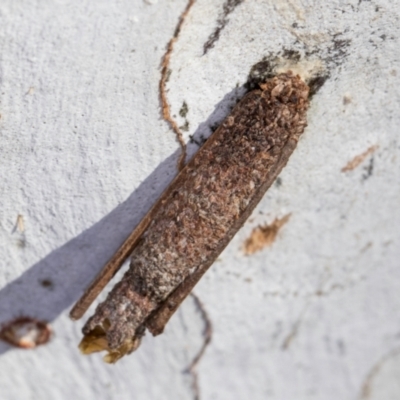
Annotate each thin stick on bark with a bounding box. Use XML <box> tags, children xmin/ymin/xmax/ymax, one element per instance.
<box><xmin>70</xmin><ymin>0</ymin><xmax>196</xmax><ymax>321</ymax></box>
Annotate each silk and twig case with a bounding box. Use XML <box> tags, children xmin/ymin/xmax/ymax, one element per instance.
<box><xmin>70</xmin><ymin>72</ymin><xmax>310</xmax><ymax>363</ymax></box>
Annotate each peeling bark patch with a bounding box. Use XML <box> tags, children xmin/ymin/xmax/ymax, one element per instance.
<box><xmin>243</xmin><ymin>214</ymin><xmax>291</xmax><ymax>255</ymax></box>
<box><xmin>0</xmin><ymin>317</ymin><xmax>52</xmax><ymax>348</ymax></box>
<box><xmin>203</xmin><ymin>0</ymin><xmax>244</xmax><ymax>55</ymax></box>
<box><xmin>341</xmin><ymin>145</ymin><xmax>378</xmax><ymax>172</ymax></box>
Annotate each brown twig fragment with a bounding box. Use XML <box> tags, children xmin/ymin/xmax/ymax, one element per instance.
<box><xmin>74</xmin><ymin>72</ymin><xmax>310</xmax><ymax>363</ymax></box>
<box><xmin>341</xmin><ymin>145</ymin><xmax>378</xmax><ymax>172</ymax></box>
<box><xmin>243</xmin><ymin>214</ymin><xmax>291</xmax><ymax>255</ymax></box>
<box><xmin>160</xmin><ymin>0</ymin><xmax>196</xmax><ymax>171</ymax></box>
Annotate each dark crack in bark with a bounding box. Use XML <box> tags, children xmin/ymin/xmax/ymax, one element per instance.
<box><xmin>203</xmin><ymin>0</ymin><xmax>244</xmax><ymax>55</ymax></box>
<box><xmin>186</xmin><ymin>293</ymin><xmax>212</xmax><ymax>400</ymax></box>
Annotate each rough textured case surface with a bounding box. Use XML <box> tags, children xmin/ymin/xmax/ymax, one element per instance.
<box><xmin>82</xmin><ymin>72</ymin><xmax>309</xmax><ymax>361</ymax></box>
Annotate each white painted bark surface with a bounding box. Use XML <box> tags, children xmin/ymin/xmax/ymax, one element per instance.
<box><xmin>0</xmin><ymin>1</ymin><xmax>399</xmax><ymax>399</ymax></box>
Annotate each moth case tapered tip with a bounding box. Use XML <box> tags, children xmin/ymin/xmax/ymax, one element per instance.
<box><xmin>78</xmin><ymin>323</ymin><xmax>142</xmax><ymax>364</ymax></box>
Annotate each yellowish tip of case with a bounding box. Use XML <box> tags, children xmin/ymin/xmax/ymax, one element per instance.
<box><xmin>78</xmin><ymin>324</ymin><xmax>141</xmax><ymax>364</ymax></box>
